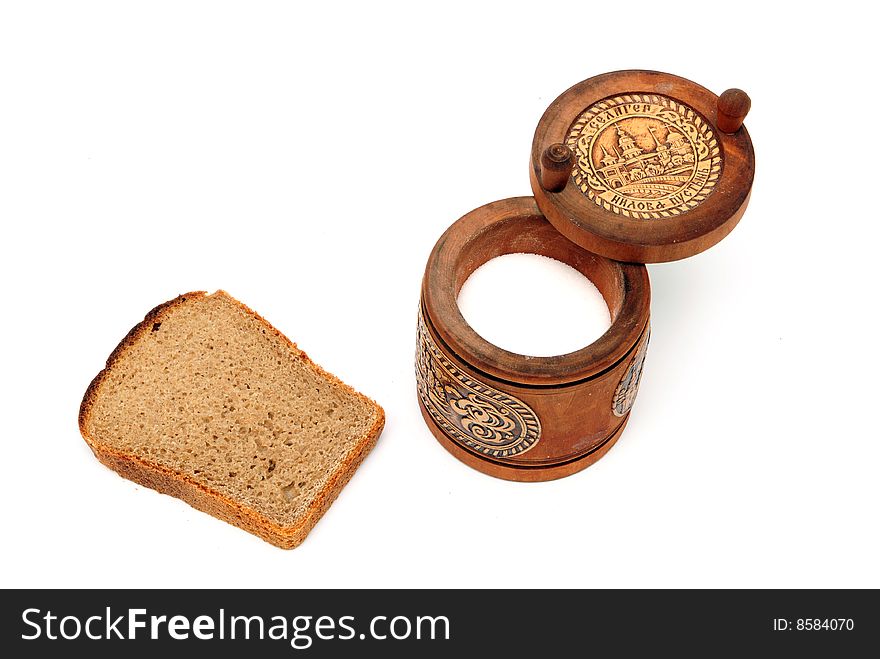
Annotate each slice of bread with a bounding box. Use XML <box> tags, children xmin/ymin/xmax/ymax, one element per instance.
<box><xmin>79</xmin><ymin>290</ymin><xmax>384</xmax><ymax>549</ymax></box>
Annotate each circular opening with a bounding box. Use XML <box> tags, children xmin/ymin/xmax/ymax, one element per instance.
<box><xmin>457</xmin><ymin>253</ymin><xmax>611</xmax><ymax>358</ymax></box>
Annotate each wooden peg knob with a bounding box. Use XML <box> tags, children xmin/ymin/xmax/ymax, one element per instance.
<box><xmin>540</xmin><ymin>143</ymin><xmax>574</xmax><ymax>192</ymax></box>
<box><xmin>717</xmin><ymin>89</ymin><xmax>751</xmax><ymax>133</ymax></box>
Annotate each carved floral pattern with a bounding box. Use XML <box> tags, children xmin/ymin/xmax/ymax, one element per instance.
<box><xmin>416</xmin><ymin>308</ymin><xmax>541</xmax><ymax>458</ymax></box>
<box><xmin>612</xmin><ymin>326</ymin><xmax>650</xmax><ymax>417</ymax></box>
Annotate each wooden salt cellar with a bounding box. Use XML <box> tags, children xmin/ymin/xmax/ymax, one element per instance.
<box><xmin>418</xmin><ymin>71</ymin><xmax>754</xmax><ymax>481</ymax></box>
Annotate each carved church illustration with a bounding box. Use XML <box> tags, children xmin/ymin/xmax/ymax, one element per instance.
<box><xmin>596</xmin><ymin>124</ymin><xmax>695</xmax><ymax>192</ymax></box>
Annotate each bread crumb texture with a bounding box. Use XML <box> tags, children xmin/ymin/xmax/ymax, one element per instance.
<box><xmin>80</xmin><ymin>291</ymin><xmax>383</xmax><ymax>545</ymax></box>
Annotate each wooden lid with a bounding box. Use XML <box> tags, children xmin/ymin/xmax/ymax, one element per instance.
<box><xmin>530</xmin><ymin>70</ymin><xmax>755</xmax><ymax>263</ymax></box>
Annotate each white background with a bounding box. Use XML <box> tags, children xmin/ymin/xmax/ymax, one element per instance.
<box><xmin>1</xmin><ymin>1</ymin><xmax>877</xmax><ymax>589</ymax></box>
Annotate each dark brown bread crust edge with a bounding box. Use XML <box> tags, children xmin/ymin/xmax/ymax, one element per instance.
<box><xmin>78</xmin><ymin>290</ymin><xmax>386</xmax><ymax>549</ymax></box>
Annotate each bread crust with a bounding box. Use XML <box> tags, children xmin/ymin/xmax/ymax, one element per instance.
<box><xmin>78</xmin><ymin>291</ymin><xmax>385</xmax><ymax>549</ymax></box>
